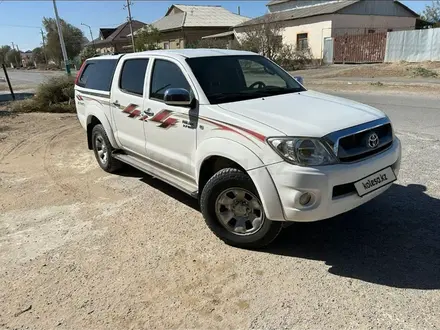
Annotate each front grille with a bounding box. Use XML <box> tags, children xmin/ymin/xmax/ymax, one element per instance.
<box><xmin>337</xmin><ymin>123</ymin><xmax>393</xmax><ymax>163</ymax></box>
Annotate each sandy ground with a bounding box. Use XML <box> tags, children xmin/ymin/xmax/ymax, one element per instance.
<box><xmin>1</xmin><ymin>110</ymin><xmax>440</xmax><ymax>329</ymax></box>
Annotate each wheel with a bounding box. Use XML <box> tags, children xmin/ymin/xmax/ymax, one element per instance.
<box><xmin>91</xmin><ymin>124</ymin><xmax>121</xmax><ymax>173</ymax></box>
<box><xmin>200</xmin><ymin>168</ymin><xmax>282</xmax><ymax>249</ymax></box>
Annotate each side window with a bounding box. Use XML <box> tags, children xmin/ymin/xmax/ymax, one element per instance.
<box><xmin>78</xmin><ymin>63</ymin><xmax>95</xmax><ymax>87</ymax></box>
<box><xmin>239</xmin><ymin>59</ymin><xmax>286</xmax><ymax>88</ymax></box>
<box><xmin>119</xmin><ymin>59</ymin><xmax>149</xmax><ymax>96</ymax></box>
<box><xmin>78</xmin><ymin>59</ymin><xmax>118</xmax><ymax>91</ymax></box>
<box><xmin>150</xmin><ymin>59</ymin><xmax>191</xmax><ymax>101</ymax></box>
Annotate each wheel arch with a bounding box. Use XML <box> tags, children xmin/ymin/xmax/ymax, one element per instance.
<box><xmin>196</xmin><ymin>138</ymin><xmax>285</xmax><ymax>221</ymax></box>
<box><xmin>86</xmin><ymin>111</ymin><xmax>118</xmax><ymax>150</ymax></box>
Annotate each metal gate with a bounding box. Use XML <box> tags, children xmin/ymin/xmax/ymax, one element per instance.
<box><xmin>333</xmin><ymin>32</ymin><xmax>387</xmax><ymax>64</ymax></box>
<box><xmin>323</xmin><ymin>37</ymin><xmax>334</xmax><ymax>64</ymax></box>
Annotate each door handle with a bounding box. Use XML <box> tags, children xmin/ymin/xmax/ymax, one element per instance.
<box><xmin>143</xmin><ymin>108</ymin><xmax>154</xmax><ymax>116</ymax></box>
<box><xmin>112</xmin><ymin>100</ymin><xmax>120</xmax><ymax>107</ymax></box>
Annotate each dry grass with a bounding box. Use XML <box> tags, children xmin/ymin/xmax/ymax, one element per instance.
<box><xmin>10</xmin><ymin>75</ymin><xmax>76</xmax><ymax>113</ymax></box>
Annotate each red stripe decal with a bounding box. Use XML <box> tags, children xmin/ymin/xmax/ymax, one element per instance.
<box><xmin>128</xmin><ymin>109</ymin><xmax>141</xmax><ymax>118</ymax></box>
<box><xmin>226</xmin><ymin>123</ymin><xmax>266</xmax><ymax>142</ymax></box>
<box><xmin>201</xmin><ymin>117</ymin><xmax>265</xmax><ymax>143</ymax></box>
<box><xmin>123</xmin><ymin>104</ymin><xmax>137</xmax><ymax>114</ymax></box>
<box><xmin>150</xmin><ymin>110</ymin><xmax>172</xmax><ymax>123</ymax></box>
<box><xmin>159</xmin><ymin>117</ymin><xmax>178</xmax><ymax>129</ymax></box>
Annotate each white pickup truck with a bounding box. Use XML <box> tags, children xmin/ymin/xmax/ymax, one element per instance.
<box><xmin>75</xmin><ymin>49</ymin><xmax>401</xmax><ymax>249</ymax></box>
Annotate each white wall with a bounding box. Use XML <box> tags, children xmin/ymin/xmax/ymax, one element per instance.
<box><xmin>385</xmin><ymin>29</ymin><xmax>440</xmax><ymax>62</ymax></box>
<box><xmin>235</xmin><ymin>15</ymin><xmax>332</xmax><ymax>59</ymax></box>
<box><xmin>331</xmin><ymin>14</ymin><xmax>416</xmax><ymax>35</ymax></box>
<box><xmin>281</xmin><ymin>17</ymin><xmax>332</xmax><ymax>59</ymax></box>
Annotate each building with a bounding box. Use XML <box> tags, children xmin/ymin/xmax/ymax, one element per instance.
<box><xmin>148</xmin><ymin>4</ymin><xmax>249</xmax><ymax>49</ymax></box>
<box><xmin>88</xmin><ymin>20</ymin><xmax>146</xmax><ymax>54</ymax></box>
<box><xmin>234</xmin><ymin>0</ymin><xmax>419</xmax><ymax>60</ymax></box>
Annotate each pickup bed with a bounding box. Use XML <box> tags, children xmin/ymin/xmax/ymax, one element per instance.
<box><xmin>75</xmin><ymin>49</ymin><xmax>401</xmax><ymax>249</ymax></box>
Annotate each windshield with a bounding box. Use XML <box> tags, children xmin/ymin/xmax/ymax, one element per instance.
<box><xmin>186</xmin><ymin>55</ymin><xmax>306</xmax><ymax>104</ymax></box>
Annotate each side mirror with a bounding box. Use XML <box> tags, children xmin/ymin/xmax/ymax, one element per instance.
<box><xmin>164</xmin><ymin>88</ymin><xmax>193</xmax><ymax>107</ymax></box>
<box><xmin>294</xmin><ymin>76</ymin><xmax>304</xmax><ymax>85</ymax></box>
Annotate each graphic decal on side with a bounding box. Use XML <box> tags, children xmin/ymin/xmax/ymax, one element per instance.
<box><xmin>148</xmin><ymin>110</ymin><xmax>178</xmax><ymax>129</ymax></box>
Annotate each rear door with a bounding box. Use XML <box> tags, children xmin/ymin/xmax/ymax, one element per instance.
<box><xmin>110</xmin><ymin>57</ymin><xmax>150</xmax><ymax>156</ymax></box>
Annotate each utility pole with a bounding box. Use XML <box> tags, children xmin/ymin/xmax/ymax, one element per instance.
<box><xmin>123</xmin><ymin>0</ymin><xmax>136</xmax><ymax>53</ymax></box>
<box><xmin>40</xmin><ymin>29</ymin><xmax>48</xmax><ymax>64</ymax></box>
<box><xmin>11</xmin><ymin>42</ymin><xmax>19</xmax><ymax>67</ymax></box>
<box><xmin>81</xmin><ymin>23</ymin><xmax>95</xmax><ymax>51</ymax></box>
<box><xmin>52</xmin><ymin>0</ymin><xmax>71</xmax><ymax>75</ymax></box>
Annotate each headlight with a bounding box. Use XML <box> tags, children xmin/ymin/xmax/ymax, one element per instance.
<box><xmin>267</xmin><ymin>137</ymin><xmax>338</xmax><ymax>166</ymax></box>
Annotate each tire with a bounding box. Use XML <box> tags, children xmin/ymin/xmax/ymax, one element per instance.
<box><xmin>91</xmin><ymin>124</ymin><xmax>121</xmax><ymax>173</ymax></box>
<box><xmin>200</xmin><ymin>168</ymin><xmax>282</xmax><ymax>249</ymax></box>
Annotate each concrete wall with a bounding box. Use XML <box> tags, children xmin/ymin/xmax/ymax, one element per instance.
<box><xmin>331</xmin><ymin>14</ymin><xmax>416</xmax><ymax>35</ymax></box>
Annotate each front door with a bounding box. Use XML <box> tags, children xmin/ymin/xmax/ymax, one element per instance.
<box><xmin>111</xmin><ymin>57</ymin><xmax>149</xmax><ymax>156</ymax></box>
<box><xmin>143</xmin><ymin>58</ymin><xmax>198</xmax><ymax>180</ymax></box>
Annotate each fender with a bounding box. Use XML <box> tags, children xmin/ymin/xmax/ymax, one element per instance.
<box><xmin>196</xmin><ymin>137</ymin><xmax>265</xmax><ymax>175</ymax></box>
<box><xmin>86</xmin><ymin>107</ymin><xmax>120</xmax><ymax>149</ymax></box>
<box><xmin>196</xmin><ymin>138</ymin><xmax>285</xmax><ymax>221</ymax></box>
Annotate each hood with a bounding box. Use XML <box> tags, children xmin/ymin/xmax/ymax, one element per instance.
<box><xmin>217</xmin><ymin>90</ymin><xmax>386</xmax><ymax>137</ymax></box>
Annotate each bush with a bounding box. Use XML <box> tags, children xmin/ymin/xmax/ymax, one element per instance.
<box><xmin>11</xmin><ymin>75</ymin><xmax>76</xmax><ymax>113</ymax></box>
<box><xmin>273</xmin><ymin>45</ymin><xmax>313</xmax><ymax>71</ymax></box>
<box><xmin>408</xmin><ymin>67</ymin><xmax>438</xmax><ymax>78</ymax></box>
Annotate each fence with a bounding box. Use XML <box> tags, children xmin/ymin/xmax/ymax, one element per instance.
<box><xmin>384</xmin><ymin>28</ymin><xmax>440</xmax><ymax>62</ymax></box>
<box><xmin>332</xmin><ymin>32</ymin><xmax>387</xmax><ymax>64</ymax></box>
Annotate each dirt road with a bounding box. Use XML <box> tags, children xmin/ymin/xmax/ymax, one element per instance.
<box><xmin>1</xmin><ymin>107</ymin><xmax>439</xmax><ymax>329</ymax></box>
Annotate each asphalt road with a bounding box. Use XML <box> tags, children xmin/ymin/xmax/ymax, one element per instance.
<box><xmin>0</xmin><ymin>69</ymin><xmax>66</xmax><ymax>87</ymax></box>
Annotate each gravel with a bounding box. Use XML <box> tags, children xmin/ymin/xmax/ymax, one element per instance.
<box><xmin>0</xmin><ymin>94</ymin><xmax>439</xmax><ymax>329</ymax></box>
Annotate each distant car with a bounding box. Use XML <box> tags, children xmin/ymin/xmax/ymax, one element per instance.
<box><xmin>74</xmin><ymin>49</ymin><xmax>401</xmax><ymax>249</ymax></box>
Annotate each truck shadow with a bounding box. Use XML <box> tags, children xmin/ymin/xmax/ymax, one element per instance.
<box><xmin>120</xmin><ymin>166</ymin><xmax>439</xmax><ymax>290</ymax></box>
<box><xmin>265</xmin><ymin>184</ymin><xmax>440</xmax><ymax>290</ymax></box>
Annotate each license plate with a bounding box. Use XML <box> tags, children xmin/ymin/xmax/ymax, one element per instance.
<box><xmin>354</xmin><ymin>167</ymin><xmax>396</xmax><ymax>197</ymax></box>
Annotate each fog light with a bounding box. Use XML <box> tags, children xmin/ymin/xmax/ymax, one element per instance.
<box><xmin>299</xmin><ymin>192</ymin><xmax>312</xmax><ymax>206</ymax></box>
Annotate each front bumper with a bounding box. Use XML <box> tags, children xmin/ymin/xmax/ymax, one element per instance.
<box><xmin>262</xmin><ymin>137</ymin><xmax>401</xmax><ymax>222</ymax></box>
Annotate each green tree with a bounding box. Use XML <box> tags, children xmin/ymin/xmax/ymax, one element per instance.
<box><xmin>79</xmin><ymin>46</ymin><xmax>96</xmax><ymax>62</ymax></box>
<box><xmin>134</xmin><ymin>25</ymin><xmax>161</xmax><ymax>51</ymax></box>
<box><xmin>32</xmin><ymin>47</ymin><xmax>46</xmax><ymax>64</ymax></box>
<box><xmin>43</xmin><ymin>17</ymin><xmax>85</xmax><ymax>64</ymax></box>
<box><xmin>6</xmin><ymin>49</ymin><xmax>21</xmax><ymax>67</ymax></box>
<box><xmin>422</xmin><ymin>0</ymin><xmax>440</xmax><ymax>26</ymax></box>
<box><xmin>0</xmin><ymin>45</ymin><xmax>11</xmax><ymax>64</ymax></box>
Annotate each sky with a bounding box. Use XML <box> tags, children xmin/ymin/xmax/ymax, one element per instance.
<box><xmin>0</xmin><ymin>0</ymin><xmax>433</xmax><ymax>51</ymax></box>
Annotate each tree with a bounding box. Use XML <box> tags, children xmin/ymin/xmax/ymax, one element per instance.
<box><xmin>42</xmin><ymin>17</ymin><xmax>84</xmax><ymax>64</ymax></box>
<box><xmin>134</xmin><ymin>25</ymin><xmax>161</xmax><ymax>51</ymax></box>
<box><xmin>236</xmin><ymin>14</ymin><xmax>284</xmax><ymax>60</ymax></box>
<box><xmin>32</xmin><ymin>47</ymin><xmax>46</xmax><ymax>64</ymax></box>
<box><xmin>421</xmin><ymin>0</ymin><xmax>440</xmax><ymax>26</ymax></box>
<box><xmin>79</xmin><ymin>46</ymin><xmax>96</xmax><ymax>62</ymax></box>
<box><xmin>0</xmin><ymin>45</ymin><xmax>11</xmax><ymax>64</ymax></box>
<box><xmin>6</xmin><ymin>49</ymin><xmax>21</xmax><ymax>67</ymax></box>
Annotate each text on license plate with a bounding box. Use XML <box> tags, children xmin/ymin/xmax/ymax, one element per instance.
<box><xmin>354</xmin><ymin>167</ymin><xmax>396</xmax><ymax>197</ymax></box>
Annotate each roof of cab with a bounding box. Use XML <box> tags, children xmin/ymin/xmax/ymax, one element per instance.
<box><xmin>117</xmin><ymin>49</ymin><xmax>256</xmax><ymax>59</ymax></box>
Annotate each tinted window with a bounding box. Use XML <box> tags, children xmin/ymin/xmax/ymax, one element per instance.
<box><xmin>119</xmin><ymin>59</ymin><xmax>149</xmax><ymax>96</ymax></box>
<box><xmin>239</xmin><ymin>59</ymin><xmax>286</xmax><ymax>88</ymax></box>
<box><xmin>150</xmin><ymin>60</ymin><xmax>191</xmax><ymax>100</ymax></box>
<box><xmin>186</xmin><ymin>55</ymin><xmax>305</xmax><ymax>104</ymax></box>
<box><xmin>78</xmin><ymin>59</ymin><xmax>117</xmax><ymax>91</ymax></box>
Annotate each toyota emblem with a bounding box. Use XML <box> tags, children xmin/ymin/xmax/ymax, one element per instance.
<box><xmin>367</xmin><ymin>132</ymin><xmax>379</xmax><ymax>149</ymax></box>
